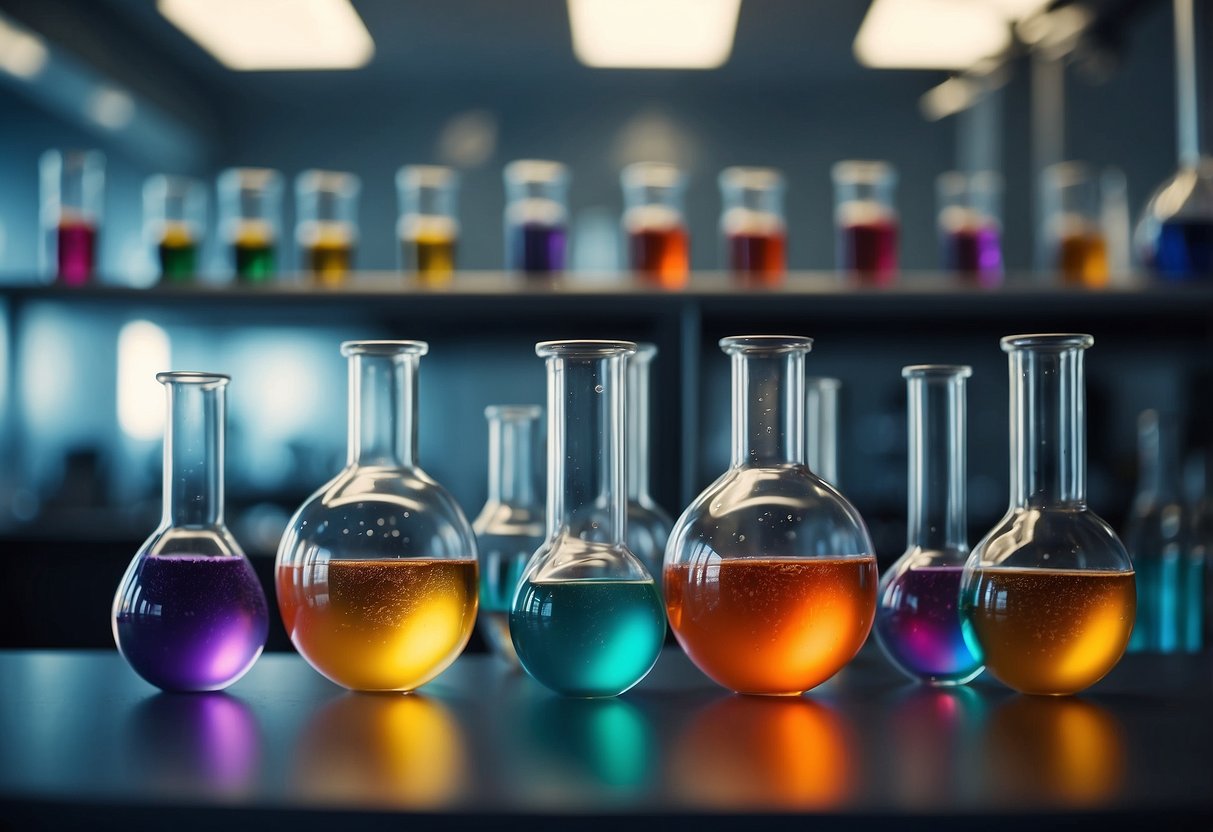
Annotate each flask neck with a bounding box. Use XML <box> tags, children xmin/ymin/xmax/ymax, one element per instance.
<box><xmin>1008</xmin><ymin>345</ymin><xmax>1087</xmax><ymax>508</ymax></box>
<box><xmin>161</xmin><ymin>378</ymin><xmax>225</xmax><ymax>528</ymax></box>
<box><xmin>906</xmin><ymin>371</ymin><xmax>968</xmax><ymax>552</ymax></box>
<box><xmin>488</xmin><ymin>412</ymin><xmax>540</xmax><ymax>508</ymax></box>
<box><xmin>348</xmin><ymin>352</ymin><xmax>417</xmax><ymax>468</ymax></box>
<box><xmin>1137</xmin><ymin>412</ymin><xmax>1183</xmax><ymax>502</ymax></box>
<box><xmin>806</xmin><ymin>378</ymin><xmax>839</xmax><ymax>483</ymax></box>
<box><xmin>626</xmin><ymin>351</ymin><xmax>654</xmax><ymax>502</ymax></box>
<box><xmin>731</xmin><ymin>350</ymin><xmax>805</xmax><ymax>468</ymax></box>
<box><xmin>545</xmin><ymin>352</ymin><xmax>627</xmax><ymax>543</ymax></box>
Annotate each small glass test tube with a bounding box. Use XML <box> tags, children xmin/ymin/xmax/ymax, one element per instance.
<box><xmin>144</xmin><ymin>175</ymin><xmax>206</xmax><ymax>284</ymax></box>
<box><xmin>504</xmin><ymin>160</ymin><xmax>569</xmax><ymax>275</ymax></box>
<box><xmin>833</xmin><ymin>160</ymin><xmax>899</xmax><ymax>285</ymax></box>
<box><xmin>622</xmin><ymin>162</ymin><xmax>690</xmax><ymax>288</ymax></box>
<box><xmin>937</xmin><ymin>171</ymin><xmax>1003</xmax><ymax>287</ymax></box>
<box><xmin>719</xmin><ymin>166</ymin><xmax>787</xmax><ymax>285</ymax></box>
<box><xmin>397</xmin><ymin>165</ymin><xmax>459</xmax><ymax>284</ymax></box>
<box><xmin>296</xmin><ymin>170</ymin><xmax>359</xmax><ymax>285</ymax></box>
<box><xmin>40</xmin><ymin>149</ymin><xmax>104</xmax><ymax>286</ymax></box>
<box><xmin>1043</xmin><ymin>162</ymin><xmax>1109</xmax><ymax>287</ymax></box>
<box><xmin>218</xmin><ymin>168</ymin><xmax>282</xmax><ymax>284</ymax></box>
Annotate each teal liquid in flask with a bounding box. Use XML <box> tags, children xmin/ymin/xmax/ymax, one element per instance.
<box><xmin>510</xmin><ymin>340</ymin><xmax>666</xmax><ymax>697</ymax></box>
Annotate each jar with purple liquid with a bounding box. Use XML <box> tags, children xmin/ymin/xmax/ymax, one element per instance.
<box><xmin>874</xmin><ymin>365</ymin><xmax>983</xmax><ymax>686</ymax></box>
<box><xmin>504</xmin><ymin>159</ymin><xmax>569</xmax><ymax>274</ymax></box>
<box><xmin>112</xmin><ymin>372</ymin><xmax>268</xmax><ymax>692</ymax></box>
<box><xmin>937</xmin><ymin>171</ymin><xmax>1003</xmax><ymax>287</ymax></box>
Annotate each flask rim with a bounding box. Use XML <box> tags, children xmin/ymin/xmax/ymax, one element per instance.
<box><xmin>1000</xmin><ymin>333</ymin><xmax>1093</xmax><ymax>352</ymax></box>
<box><xmin>536</xmin><ymin>339</ymin><xmax>637</xmax><ymax>358</ymax></box>
<box><xmin>485</xmin><ymin>404</ymin><xmax>543</xmax><ymax>420</ymax></box>
<box><xmin>156</xmin><ymin>371</ymin><xmax>229</xmax><ymax>388</ymax></box>
<box><xmin>806</xmin><ymin>375</ymin><xmax>841</xmax><ymax>389</ymax></box>
<box><xmin>719</xmin><ymin>335</ymin><xmax>813</xmax><ymax>354</ymax></box>
<box><xmin>902</xmin><ymin>364</ymin><xmax>973</xmax><ymax>379</ymax></box>
<box><xmin>341</xmin><ymin>340</ymin><xmax>429</xmax><ymax>357</ymax></box>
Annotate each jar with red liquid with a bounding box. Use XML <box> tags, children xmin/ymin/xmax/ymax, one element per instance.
<box><xmin>719</xmin><ymin>166</ymin><xmax>787</xmax><ymax>286</ymax></box>
<box><xmin>832</xmin><ymin>161</ymin><xmax>898</xmax><ymax>285</ymax></box>
<box><xmin>665</xmin><ymin>336</ymin><xmax>878</xmax><ymax>695</ymax></box>
<box><xmin>504</xmin><ymin>160</ymin><xmax>569</xmax><ymax>275</ymax></box>
<box><xmin>1042</xmin><ymin>163</ymin><xmax>1109</xmax><ymax>288</ymax></box>
<box><xmin>296</xmin><ymin>170</ymin><xmax>360</xmax><ymax>286</ymax></box>
<box><xmin>218</xmin><ymin>168</ymin><xmax>282</xmax><ymax>285</ymax></box>
<box><xmin>937</xmin><ymin>171</ymin><xmax>1003</xmax><ymax>287</ymax></box>
<box><xmin>622</xmin><ymin>162</ymin><xmax>690</xmax><ymax>288</ymax></box>
<box><xmin>144</xmin><ymin>175</ymin><xmax>206</xmax><ymax>284</ymax></box>
<box><xmin>40</xmin><ymin>149</ymin><xmax>104</xmax><ymax>286</ymax></box>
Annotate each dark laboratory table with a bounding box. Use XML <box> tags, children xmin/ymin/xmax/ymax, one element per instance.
<box><xmin>0</xmin><ymin>647</ymin><xmax>1210</xmax><ymax>831</ymax></box>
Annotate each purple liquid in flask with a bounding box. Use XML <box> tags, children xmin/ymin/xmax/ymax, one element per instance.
<box><xmin>514</xmin><ymin>222</ymin><xmax>567</xmax><ymax>273</ymax></box>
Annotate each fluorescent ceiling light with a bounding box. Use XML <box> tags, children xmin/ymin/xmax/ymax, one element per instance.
<box><xmin>985</xmin><ymin>0</ymin><xmax>1053</xmax><ymax>20</ymax></box>
<box><xmin>855</xmin><ymin>0</ymin><xmax>1011</xmax><ymax>70</ymax></box>
<box><xmin>568</xmin><ymin>0</ymin><xmax>741</xmax><ymax>69</ymax></box>
<box><xmin>0</xmin><ymin>14</ymin><xmax>48</xmax><ymax>79</ymax></box>
<box><xmin>157</xmin><ymin>0</ymin><xmax>374</xmax><ymax>71</ymax></box>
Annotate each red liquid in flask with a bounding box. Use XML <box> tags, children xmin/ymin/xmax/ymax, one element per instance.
<box><xmin>629</xmin><ymin>224</ymin><xmax>689</xmax><ymax>288</ymax></box>
<box><xmin>838</xmin><ymin>217</ymin><xmax>898</xmax><ymax>285</ymax></box>
<box><xmin>728</xmin><ymin>231</ymin><xmax>786</xmax><ymax>285</ymax></box>
<box><xmin>57</xmin><ymin>220</ymin><xmax>96</xmax><ymax>286</ymax></box>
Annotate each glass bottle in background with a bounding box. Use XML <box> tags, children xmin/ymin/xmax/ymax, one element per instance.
<box><xmin>960</xmin><ymin>335</ymin><xmax>1135</xmax><ymax>695</ymax></box>
<box><xmin>504</xmin><ymin>160</ymin><xmax>569</xmax><ymax>275</ymax></box>
<box><xmin>218</xmin><ymin>167</ymin><xmax>282</xmax><ymax>284</ymax></box>
<box><xmin>473</xmin><ymin>405</ymin><xmax>545</xmax><ymax>666</ymax></box>
<box><xmin>1124</xmin><ymin>410</ymin><xmax>1193</xmax><ymax>652</ymax></box>
<box><xmin>113</xmin><ymin>372</ymin><xmax>268</xmax><ymax>691</ymax></box>
<box><xmin>937</xmin><ymin>171</ymin><xmax>1003</xmax><ymax>287</ymax></box>
<box><xmin>806</xmin><ymin>376</ymin><xmax>840</xmax><ymax>486</ymax></box>
<box><xmin>626</xmin><ymin>344</ymin><xmax>673</xmax><ymax>581</ymax></box>
<box><xmin>622</xmin><ymin>162</ymin><xmax>690</xmax><ymax>288</ymax></box>
<box><xmin>832</xmin><ymin>160</ymin><xmax>898</xmax><ymax>286</ymax></box>
<box><xmin>1184</xmin><ymin>447</ymin><xmax>1212</xmax><ymax>651</ymax></box>
<box><xmin>719</xmin><ymin>166</ymin><xmax>787</xmax><ymax>286</ymax></box>
<box><xmin>665</xmin><ymin>336</ymin><xmax>878</xmax><ymax>695</ymax></box>
<box><xmin>144</xmin><ymin>175</ymin><xmax>206</xmax><ymax>284</ymax></box>
<box><xmin>1042</xmin><ymin>163</ymin><xmax>1109</xmax><ymax>287</ymax></box>
<box><xmin>40</xmin><ymin>149</ymin><xmax>104</xmax><ymax>286</ymax></box>
<box><xmin>296</xmin><ymin>170</ymin><xmax>360</xmax><ymax>285</ymax></box>
<box><xmin>276</xmin><ymin>341</ymin><xmax>479</xmax><ymax>692</ymax></box>
<box><xmin>876</xmin><ymin>366</ymin><xmax>984</xmax><ymax>685</ymax></box>
<box><xmin>397</xmin><ymin>165</ymin><xmax>460</xmax><ymax>284</ymax></box>
<box><xmin>511</xmin><ymin>341</ymin><xmax>665</xmax><ymax>697</ymax></box>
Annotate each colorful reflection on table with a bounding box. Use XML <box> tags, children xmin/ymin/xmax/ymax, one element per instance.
<box><xmin>884</xmin><ymin>685</ymin><xmax>987</xmax><ymax>806</ymax></box>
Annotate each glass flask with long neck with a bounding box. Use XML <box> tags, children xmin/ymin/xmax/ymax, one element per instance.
<box><xmin>806</xmin><ymin>376</ymin><xmax>840</xmax><ymax>486</ymax></box>
<box><xmin>473</xmin><ymin>405</ymin><xmax>545</xmax><ymax>665</ymax></box>
<box><xmin>960</xmin><ymin>334</ymin><xmax>1135</xmax><ymax>696</ymax></box>
<box><xmin>875</xmin><ymin>366</ymin><xmax>984</xmax><ymax>685</ymax></box>
<box><xmin>1124</xmin><ymin>410</ymin><xmax>1194</xmax><ymax>652</ymax></box>
<box><xmin>626</xmin><ymin>344</ymin><xmax>673</xmax><ymax>582</ymax></box>
<box><xmin>276</xmin><ymin>341</ymin><xmax>479</xmax><ymax>692</ymax></box>
<box><xmin>113</xmin><ymin>372</ymin><xmax>268</xmax><ymax>691</ymax></box>
<box><xmin>511</xmin><ymin>341</ymin><xmax>665</xmax><ymax>697</ymax></box>
<box><xmin>665</xmin><ymin>336</ymin><xmax>878</xmax><ymax>696</ymax></box>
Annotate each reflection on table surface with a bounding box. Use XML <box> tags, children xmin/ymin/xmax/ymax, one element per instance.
<box><xmin>0</xmin><ymin>647</ymin><xmax>1210</xmax><ymax>816</ymax></box>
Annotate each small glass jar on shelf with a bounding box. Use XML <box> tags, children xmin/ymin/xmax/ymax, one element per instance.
<box><xmin>832</xmin><ymin>160</ymin><xmax>898</xmax><ymax>286</ymax></box>
<box><xmin>719</xmin><ymin>166</ymin><xmax>787</xmax><ymax>286</ymax></box>
<box><xmin>144</xmin><ymin>175</ymin><xmax>206</xmax><ymax>284</ymax></box>
<box><xmin>40</xmin><ymin>149</ymin><xmax>105</xmax><ymax>286</ymax></box>
<box><xmin>218</xmin><ymin>167</ymin><xmax>283</xmax><ymax>284</ymax></box>
<box><xmin>504</xmin><ymin>160</ymin><xmax>569</xmax><ymax>275</ymax></box>
<box><xmin>1042</xmin><ymin>163</ymin><xmax>1109</xmax><ymax>288</ymax></box>
<box><xmin>937</xmin><ymin>171</ymin><xmax>1003</xmax><ymax>287</ymax></box>
<box><xmin>397</xmin><ymin>165</ymin><xmax>460</xmax><ymax>284</ymax></box>
<box><xmin>296</xmin><ymin>170</ymin><xmax>360</xmax><ymax>285</ymax></box>
<box><xmin>622</xmin><ymin>162</ymin><xmax>690</xmax><ymax>289</ymax></box>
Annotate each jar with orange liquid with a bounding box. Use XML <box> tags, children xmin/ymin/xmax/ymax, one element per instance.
<box><xmin>296</xmin><ymin>170</ymin><xmax>360</xmax><ymax>285</ymax></box>
<box><xmin>622</xmin><ymin>162</ymin><xmax>690</xmax><ymax>289</ymax></box>
<box><xmin>275</xmin><ymin>340</ymin><xmax>479</xmax><ymax>692</ymax></box>
<box><xmin>665</xmin><ymin>336</ymin><xmax>878</xmax><ymax>696</ymax></box>
<box><xmin>960</xmin><ymin>334</ymin><xmax>1136</xmax><ymax>696</ymax></box>
<box><xmin>1043</xmin><ymin>163</ymin><xmax>1109</xmax><ymax>287</ymax></box>
<box><xmin>719</xmin><ymin>166</ymin><xmax>787</xmax><ymax>286</ymax></box>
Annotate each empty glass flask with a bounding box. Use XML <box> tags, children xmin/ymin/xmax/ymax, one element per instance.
<box><xmin>626</xmin><ymin>344</ymin><xmax>673</xmax><ymax>583</ymax></box>
<box><xmin>276</xmin><ymin>341</ymin><xmax>479</xmax><ymax>692</ymax></box>
<box><xmin>665</xmin><ymin>336</ymin><xmax>878</xmax><ymax>696</ymax></box>
<box><xmin>113</xmin><ymin>372</ymin><xmax>268</xmax><ymax>691</ymax></box>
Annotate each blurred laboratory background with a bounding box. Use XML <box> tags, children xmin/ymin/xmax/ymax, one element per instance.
<box><xmin>1</xmin><ymin>0</ymin><xmax>1211</xmax><ymax>653</ymax></box>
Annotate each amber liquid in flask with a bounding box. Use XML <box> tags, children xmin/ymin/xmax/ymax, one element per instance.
<box><xmin>622</xmin><ymin>163</ymin><xmax>689</xmax><ymax>288</ymax></box>
<box><xmin>276</xmin><ymin>341</ymin><xmax>479</xmax><ymax>692</ymax></box>
<box><xmin>665</xmin><ymin>336</ymin><xmax>878</xmax><ymax>695</ymax></box>
<box><xmin>960</xmin><ymin>334</ymin><xmax>1135</xmax><ymax>695</ymax></box>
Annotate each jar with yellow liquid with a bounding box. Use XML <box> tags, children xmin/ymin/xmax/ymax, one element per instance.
<box><xmin>276</xmin><ymin>341</ymin><xmax>479</xmax><ymax>692</ymax></box>
<box><xmin>296</xmin><ymin>170</ymin><xmax>360</xmax><ymax>285</ymax></box>
<box><xmin>960</xmin><ymin>334</ymin><xmax>1135</xmax><ymax>695</ymax></box>
<box><xmin>397</xmin><ymin>165</ymin><xmax>459</xmax><ymax>285</ymax></box>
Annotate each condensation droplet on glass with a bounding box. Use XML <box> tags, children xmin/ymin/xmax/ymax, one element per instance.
<box><xmin>594</xmin><ymin>384</ymin><xmax>604</xmax><ymax>393</ymax></box>
<box><xmin>377</xmin><ymin>518</ymin><xmax>385</xmax><ymax>526</ymax></box>
<box><xmin>738</xmin><ymin>534</ymin><xmax>746</xmax><ymax>542</ymax></box>
<box><xmin>366</xmin><ymin>529</ymin><xmax>373</xmax><ymax>536</ymax></box>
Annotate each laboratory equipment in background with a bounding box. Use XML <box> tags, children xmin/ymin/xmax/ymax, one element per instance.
<box><xmin>665</xmin><ymin>336</ymin><xmax>878</xmax><ymax>695</ymax></box>
<box><xmin>472</xmin><ymin>405</ymin><xmax>545</xmax><ymax>665</ymax></box>
<box><xmin>219</xmin><ymin>168</ymin><xmax>282</xmax><ymax>284</ymax></box>
<box><xmin>40</xmin><ymin>149</ymin><xmax>104</xmax><ymax>286</ymax></box>
<box><xmin>625</xmin><ymin>344</ymin><xmax>673</xmax><ymax>580</ymax></box>
<box><xmin>510</xmin><ymin>341</ymin><xmax>665</xmax><ymax>697</ymax></box>
<box><xmin>876</xmin><ymin>365</ymin><xmax>983</xmax><ymax>685</ymax></box>
<box><xmin>112</xmin><ymin>372</ymin><xmax>268</xmax><ymax>691</ymax></box>
<box><xmin>397</xmin><ymin>165</ymin><xmax>460</xmax><ymax>283</ymax></box>
<box><xmin>296</xmin><ymin>170</ymin><xmax>360</xmax><ymax>285</ymax></box>
<box><xmin>806</xmin><ymin>376</ymin><xmax>840</xmax><ymax>486</ymax></box>
<box><xmin>719</xmin><ymin>166</ymin><xmax>787</xmax><ymax>285</ymax></box>
<box><xmin>833</xmin><ymin>161</ymin><xmax>898</xmax><ymax>285</ymax></box>
<box><xmin>1185</xmin><ymin>448</ymin><xmax>1212</xmax><ymax>650</ymax></box>
<box><xmin>276</xmin><ymin>341</ymin><xmax>479</xmax><ymax>692</ymax></box>
<box><xmin>504</xmin><ymin>160</ymin><xmax>569</xmax><ymax>275</ymax></box>
<box><xmin>1042</xmin><ymin>163</ymin><xmax>1109</xmax><ymax>287</ymax></box>
<box><xmin>937</xmin><ymin>171</ymin><xmax>1003</xmax><ymax>287</ymax></box>
<box><xmin>1124</xmin><ymin>410</ymin><xmax>1200</xmax><ymax>652</ymax></box>
<box><xmin>960</xmin><ymin>334</ymin><xmax>1135</xmax><ymax>695</ymax></box>
<box><xmin>143</xmin><ymin>175</ymin><xmax>206</xmax><ymax>283</ymax></box>
<box><xmin>622</xmin><ymin>162</ymin><xmax>689</xmax><ymax>288</ymax></box>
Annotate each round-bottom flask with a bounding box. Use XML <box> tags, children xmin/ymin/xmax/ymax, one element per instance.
<box><xmin>875</xmin><ymin>366</ymin><xmax>983</xmax><ymax>686</ymax></box>
<box><xmin>665</xmin><ymin>336</ymin><xmax>877</xmax><ymax>696</ymax></box>
<box><xmin>113</xmin><ymin>372</ymin><xmax>268</xmax><ymax>692</ymax></box>
<box><xmin>511</xmin><ymin>341</ymin><xmax>665</xmax><ymax>698</ymax></box>
<box><xmin>960</xmin><ymin>335</ymin><xmax>1135</xmax><ymax>696</ymax></box>
<box><xmin>1136</xmin><ymin>158</ymin><xmax>1213</xmax><ymax>280</ymax></box>
<box><xmin>276</xmin><ymin>341</ymin><xmax>479</xmax><ymax>693</ymax></box>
